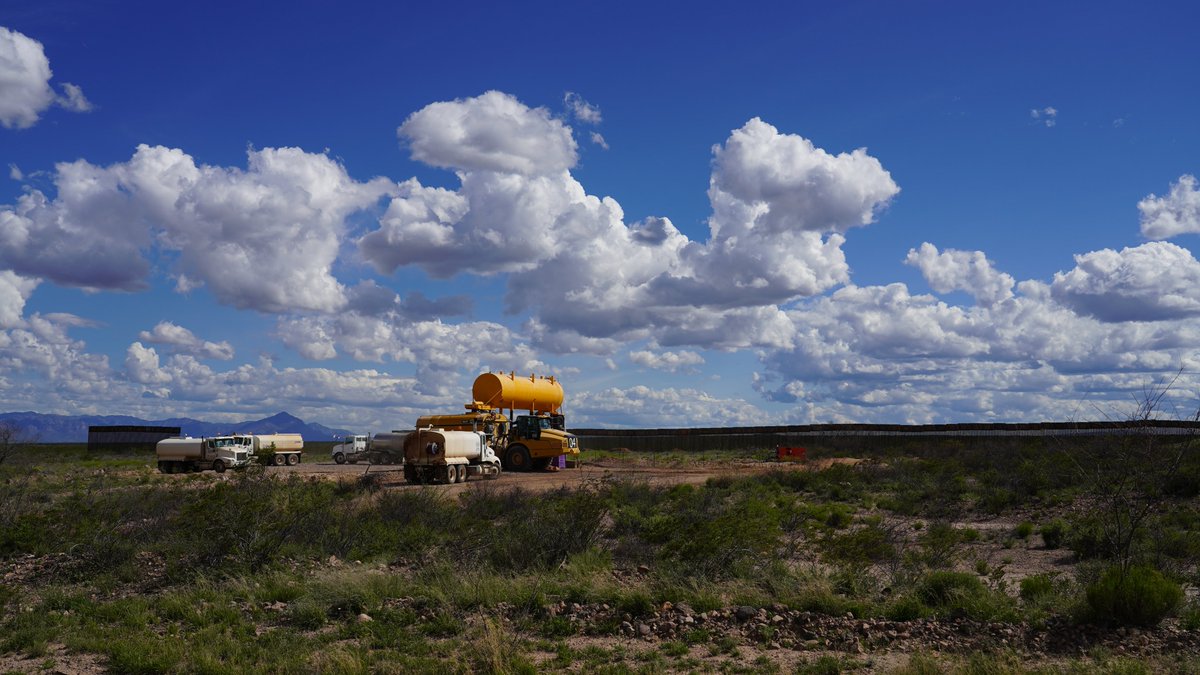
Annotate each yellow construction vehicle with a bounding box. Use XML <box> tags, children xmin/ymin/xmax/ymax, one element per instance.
<box><xmin>415</xmin><ymin>372</ymin><xmax>580</xmax><ymax>471</ymax></box>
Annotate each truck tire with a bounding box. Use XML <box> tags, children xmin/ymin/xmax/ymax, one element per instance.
<box><xmin>287</xmin><ymin>453</ymin><xmax>300</xmax><ymax>466</ymax></box>
<box><xmin>456</xmin><ymin>464</ymin><xmax>466</xmax><ymax>483</ymax></box>
<box><xmin>213</xmin><ymin>459</ymin><xmax>226</xmax><ymax>474</ymax></box>
<box><xmin>506</xmin><ymin>445</ymin><xmax>531</xmax><ymax>472</ymax></box>
<box><xmin>484</xmin><ymin>462</ymin><xmax>500</xmax><ymax>479</ymax></box>
<box><xmin>404</xmin><ymin>464</ymin><xmax>416</xmax><ymax>483</ymax></box>
<box><xmin>334</xmin><ymin>452</ymin><xmax>346</xmax><ymax>465</ymax></box>
<box><xmin>158</xmin><ymin>461</ymin><xmax>169</xmax><ymax>474</ymax></box>
<box><xmin>272</xmin><ymin>454</ymin><xmax>285</xmax><ymax>466</ymax></box>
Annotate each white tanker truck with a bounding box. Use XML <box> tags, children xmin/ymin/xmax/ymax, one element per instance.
<box><xmin>156</xmin><ymin>435</ymin><xmax>252</xmax><ymax>474</ymax></box>
<box><xmin>331</xmin><ymin>432</ymin><xmax>407</xmax><ymax>465</ymax></box>
<box><xmin>230</xmin><ymin>433</ymin><xmax>304</xmax><ymax>466</ymax></box>
<box><xmin>403</xmin><ymin>428</ymin><xmax>501</xmax><ymax>484</ymax></box>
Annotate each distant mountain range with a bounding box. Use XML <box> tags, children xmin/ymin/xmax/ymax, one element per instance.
<box><xmin>0</xmin><ymin>411</ymin><xmax>353</xmax><ymax>443</ymax></box>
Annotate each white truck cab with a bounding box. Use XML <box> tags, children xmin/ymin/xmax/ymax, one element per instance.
<box><xmin>332</xmin><ymin>434</ymin><xmax>369</xmax><ymax>464</ymax></box>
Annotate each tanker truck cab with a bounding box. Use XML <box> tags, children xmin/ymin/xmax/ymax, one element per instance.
<box><xmin>332</xmin><ymin>434</ymin><xmax>369</xmax><ymax>464</ymax></box>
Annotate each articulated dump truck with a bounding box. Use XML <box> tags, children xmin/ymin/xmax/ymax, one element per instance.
<box><xmin>413</xmin><ymin>372</ymin><xmax>580</xmax><ymax>475</ymax></box>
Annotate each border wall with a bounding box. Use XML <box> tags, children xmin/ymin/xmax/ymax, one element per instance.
<box><xmin>570</xmin><ymin>420</ymin><xmax>1200</xmax><ymax>454</ymax></box>
<box><xmin>87</xmin><ymin>425</ymin><xmax>181</xmax><ymax>453</ymax></box>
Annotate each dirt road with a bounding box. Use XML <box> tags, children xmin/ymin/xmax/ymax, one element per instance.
<box><xmin>273</xmin><ymin>457</ymin><xmax>853</xmax><ymax>493</ymax></box>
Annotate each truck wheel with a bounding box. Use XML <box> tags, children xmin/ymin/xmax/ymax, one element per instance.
<box><xmin>506</xmin><ymin>445</ymin><xmax>531</xmax><ymax>472</ymax></box>
<box><xmin>334</xmin><ymin>452</ymin><xmax>346</xmax><ymax>465</ymax></box>
<box><xmin>446</xmin><ymin>465</ymin><xmax>457</xmax><ymax>484</ymax></box>
<box><xmin>456</xmin><ymin>465</ymin><xmax>466</xmax><ymax>482</ymax></box>
<box><xmin>272</xmin><ymin>454</ymin><xmax>285</xmax><ymax>466</ymax></box>
<box><xmin>287</xmin><ymin>453</ymin><xmax>300</xmax><ymax>466</ymax></box>
<box><xmin>213</xmin><ymin>459</ymin><xmax>226</xmax><ymax>474</ymax></box>
<box><xmin>158</xmin><ymin>461</ymin><xmax>169</xmax><ymax>474</ymax></box>
<box><xmin>403</xmin><ymin>464</ymin><xmax>416</xmax><ymax>483</ymax></box>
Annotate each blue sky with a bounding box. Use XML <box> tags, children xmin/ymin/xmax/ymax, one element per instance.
<box><xmin>2</xmin><ymin>1</ymin><xmax>1200</xmax><ymax>430</ymax></box>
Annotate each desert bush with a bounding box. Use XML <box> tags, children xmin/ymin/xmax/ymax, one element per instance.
<box><xmin>468</xmin><ymin>486</ymin><xmax>607</xmax><ymax>571</ymax></box>
<box><xmin>1180</xmin><ymin>601</ymin><xmax>1200</xmax><ymax>631</ymax></box>
<box><xmin>885</xmin><ymin>594</ymin><xmax>931</xmax><ymax>621</ymax></box>
<box><xmin>918</xmin><ymin>570</ymin><xmax>985</xmax><ymax>607</ymax></box>
<box><xmin>1085</xmin><ymin>565</ymin><xmax>1183</xmax><ymax>628</ymax></box>
<box><xmin>1039</xmin><ymin>519</ymin><xmax>1067</xmax><ymax>549</ymax></box>
<box><xmin>638</xmin><ymin>483</ymin><xmax>782</xmax><ymax>578</ymax></box>
<box><xmin>1014</xmin><ymin>522</ymin><xmax>1035</xmax><ymax>539</ymax></box>
<box><xmin>912</xmin><ymin>522</ymin><xmax>978</xmax><ymax>569</ymax></box>
<box><xmin>820</xmin><ymin>522</ymin><xmax>898</xmax><ymax>566</ymax></box>
<box><xmin>914</xmin><ymin>570</ymin><xmax>1018</xmax><ymax>622</ymax></box>
<box><xmin>1019</xmin><ymin>574</ymin><xmax>1055</xmax><ymax>602</ymax></box>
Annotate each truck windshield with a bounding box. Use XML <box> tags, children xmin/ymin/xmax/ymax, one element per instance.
<box><xmin>539</xmin><ymin>418</ymin><xmax>550</xmax><ymax>430</ymax></box>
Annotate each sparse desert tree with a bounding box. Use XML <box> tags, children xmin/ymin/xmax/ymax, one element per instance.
<box><xmin>0</xmin><ymin>421</ymin><xmax>33</xmax><ymax>466</ymax></box>
<box><xmin>1065</xmin><ymin>371</ymin><xmax>1200</xmax><ymax>573</ymax></box>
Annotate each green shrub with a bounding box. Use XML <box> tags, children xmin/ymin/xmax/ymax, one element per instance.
<box><xmin>617</xmin><ymin>590</ymin><xmax>656</xmax><ymax>617</ymax></box>
<box><xmin>1179</xmin><ymin>602</ymin><xmax>1200</xmax><ymax>631</ymax></box>
<box><xmin>1039</xmin><ymin>519</ymin><xmax>1067</xmax><ymax>549</ymax></box>
<box><xmin>885</xmin><ymin>594</ymin><xmax>930</xmax><ymax>621</ymax></box>
<box><xmin>918</xmin><ymin>571</ymin><xmax>985</xmax><ymax>608</ymax></box>
<box><xmin>914</xmin><ymin>522</ymin><xmax>977</xmax><ymax>569</ymax></box>
<box><xmin>1014</xmin><ymin>522</ymin><xmax>1035</xmax><ymax>539</ymax></box>
<box><xmin>821</xmin><ymin>524</ymin><xmax>897</xmax><ymax>565</ymax></box>
<box><xmin>1085</xmin><ymin>565</ymin><xmax>1183</xmax><ymax>628</ymax></box>
<box><xmin>1019</xmin><ymin>574</ymin><xmax>1055</xmax><ymax>602</ymax></box>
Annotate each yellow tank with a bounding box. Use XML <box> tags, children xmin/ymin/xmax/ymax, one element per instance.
<box><xmin>473</xmin><ymin>372</ymin><xmax>564</xmax><ymax>414</ymax></box>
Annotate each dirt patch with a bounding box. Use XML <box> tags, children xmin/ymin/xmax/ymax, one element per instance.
<box><xmin>0</xmin><ymin>642</ymin><xmax>104</xmax><ymax>674</ymax></box>
<box><xmin>266</xmin><ymin>455</ymin><xmax>859</xmax><ymax>494</ymax></box>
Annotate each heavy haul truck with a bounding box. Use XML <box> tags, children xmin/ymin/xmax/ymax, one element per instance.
<box><xmin>414</xmin><ymin>372</ymin><xmax>580</xmax><ymax>472</ymax></box>
<box><xmin>403</xmin><ymin>429</ymin><xmax>502</xmax><ymax>483</ymax></box>
<box><xmin>156</xmin><ymin>435</ymin><xmax>252</xmax><ymax>474</ymax></box>
<box><xmin>330</xmin><ymin>432</ymin><xmax>407</xmax><ymax>465</ymax></box>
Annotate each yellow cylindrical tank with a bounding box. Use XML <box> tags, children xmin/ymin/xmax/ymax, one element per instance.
<box><xmin>473</xmin><ymin>372</ymin><xmax>564</xmax><ymax>413</ymax></box>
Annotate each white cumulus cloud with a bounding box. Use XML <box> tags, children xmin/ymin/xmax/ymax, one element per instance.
<box><xmin>0</xmin><ymin>26</ymin><xmax>90</xmax><ymax>129</ymax></box>
<box><xmin>574</xmin><ymin>385</ymin><xmax>771</xmax><ymax>428</ymax></box>
<box><xmin>138</xmin><ymin>321</ymin><xmax>234</xmax><ymax>360</ymax></box>
<box><xmin>1139</xmin><ymin>175</ymin><xmax>1200</xmax><ymax>240</ymax></box>
<box><xmin>398</xmin><ymin>90</ymin><xmax>578</xmax><ymax>175</ymax></box>
<box><xmin>0</xmin><ymin>270</ymin><xmax>37</xmax><ymax>328</ymax></box>
<box><xmin>629</xmin><ymin>348</ymin><xmax>705</xmax><ymax>372</ymax></box>
<box><xmin>1051</xmin><ymin>242</ymin><xmax>1200</xmax><ymax>322</ymax></box>
<box><xmin>0</xmin><ymin>144</ymin><xmax>395</xmax><ymax>312</ymax></box>
<box><xmin>905</xmin><ymin>243</ymin><xmax>1015</xmax><ymax>306</ymax></box>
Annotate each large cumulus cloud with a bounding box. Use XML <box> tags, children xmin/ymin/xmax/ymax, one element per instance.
<box><xmin>361</xmin><ymin>95</ymin><xmax>898</xmax><ymax>351</ymax></box>
<box><xmin>0</xmin><ymin>26</ymin><xmax>90</xmax><ymax>129</ymax></box>
<box><xmin>1051</xmin><ymin>242</ymin><xmax>1200</xmax><ymax>322</ymax></box>
<box><xmin>1</xmin><ymin>145</ymin><xmax>394</xmax><ymax>312</ymax></box>
<box><xmin>755</xmin><ymin>245</ymin><xmax>1200</xmax><ymax>423</ymax></box>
